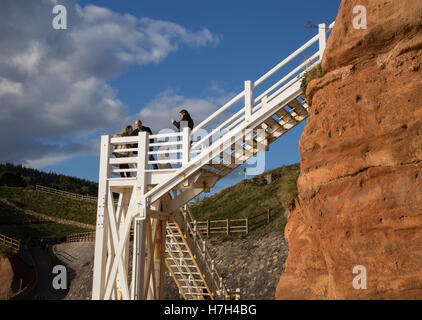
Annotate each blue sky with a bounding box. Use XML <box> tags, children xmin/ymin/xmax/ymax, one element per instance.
<box><xmin>0</xmin><ymin>0</ymin><xmax>340</xmax><ymax>194</ymax></box>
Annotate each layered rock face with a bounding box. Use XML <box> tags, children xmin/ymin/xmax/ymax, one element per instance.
<box><xmin>0</xmin><ymin>256</ymin><xmax>14</xmax><ymax>299</ymax></box>
<box><xmin>276</xmin><ymin>0</ymin><xmax>422</xmax><ymax>299</ymax></box>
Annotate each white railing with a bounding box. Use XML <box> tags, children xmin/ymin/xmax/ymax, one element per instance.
<box><xmin>106</xmin><ymin>21</ymin><xmax>334</xmax><ymax>181</ymax></box>
<box><xmin>190</xmin><ymin>21</ymin><xmax>334</xmax><ymax>157</ymax></box>
<box><xmin>109</xmin><ymin>128</ymin><xmax>191</xmax><ymax>177</ymax></box>
<box><xmin>176</xmin><ymin>205</ymin><xmax>230</xmax><ymax>299</ymax></box>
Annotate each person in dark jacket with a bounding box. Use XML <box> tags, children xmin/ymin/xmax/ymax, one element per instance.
<box><xmin>172</xmin><ymin>109</ymin><xmax>194</xmax><ymax>132</ymax></box>
<box><xmin>131</xmin><ymin>120</ymin><xmax>158</xmax><ymax>170</ymax></box>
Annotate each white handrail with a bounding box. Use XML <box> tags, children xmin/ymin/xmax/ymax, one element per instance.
<box><xmin>191</xmin><ymin>111</ymin><xmax>245</xmax><ymax>152</ymax></box>
<box><xmin>253</xmin><ymin>33</ymin><xmax>320</xmax><ymax>88</ymax></box>
<box><xmin>189</xmin><ymin>21</ymin><xmax>333</xmax><ymax>157</ymax></box>
<box><xmin>191</xmin><ymin>91</ymin><xmax>245</xmax><ymax>135</ymax></box>
<box><xmin>180</xmin><ymin>205</ymin><xmax>230</xmax><ymax>299</ymax></box>
<box><xmin>150</xmin><ymin>132</ymin><xmax>182</xmax><ymax>139</ymax></box>
<box><xmin>254</xmin><ymin>51</ymin><xmax>320</xmax><ymax>103</ymax></box>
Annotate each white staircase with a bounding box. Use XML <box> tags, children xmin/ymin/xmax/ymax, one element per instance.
<box><xmin>92</xmin><ymin>22</ymin><xmax>334</xmax><ymax>300</ymax></box>
<box><xmin>165</xmin><ymin>205</ymin><xmax>230</xmax><ymax>300</ymax></box>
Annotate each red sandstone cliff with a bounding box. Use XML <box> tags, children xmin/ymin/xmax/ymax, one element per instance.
<box><xmin>276</xmin><ymin>0</ymin><xmax>422</xmax><ymax>299</ymax></box>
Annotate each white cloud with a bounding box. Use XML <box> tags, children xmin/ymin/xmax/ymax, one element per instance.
<box><xmin>11</xmin><ymin>41</ymin><xmax>44</xmax><ymax>75</ymax></box>
<box><xmin>0</xmin><ymin>0</ymin><xmax>220</xmax><ymax>168</ymax></box>
<box><xmin>131</xmin><ymin>87</ymin><xmax>238</xmax><ymax>134</ymax></box>
<box><xmin>0</xmin><ymin>78</ymin><xmax>23</xmax><ymax>96</ymax></box>
<box><xmin>24</xmin><ymin>139</ymin><xmax>100</xmax><ymax>169</ymax></box>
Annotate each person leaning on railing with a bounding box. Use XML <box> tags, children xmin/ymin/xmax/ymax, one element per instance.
<box><xmin>171</xmin><ymin>109</ymin><xmax>194</xmax><ymax>131</ymax></box>
<box><xmin>172</xmin><ymin>109</ymin><xmax>194</xmax><ymax>153</ymax></box>
<box><xmin>113</xmin><ymin>125</ymin><xmax>134</xmax><ymax>178</ymax></box>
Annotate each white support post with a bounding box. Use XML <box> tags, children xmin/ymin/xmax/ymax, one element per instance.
<box><xmin>92</xmin><ymin>135</ymin><xmax>112</xmax><ymax>300</ymax></box>
<box><xmin>182</xmin><ymin>126</ymin><xmax>191</xmax><ymax>167</ymax></box>
<box><xmin>137</xmin><ymin>131</ymin><xmax>149</xmax><ymax>219</ymax></box>
<box><xmin>244</xmin><ymin>80</ymin><xmax>253</xmax><ymax>122</ymax></box>
<box><xmin>131</xmin><ymin>131</ymin><xmax>149</xmax><ymax>299</ymax></box>
<box><xmin>318</xmin><ymin>23</ymin><xmax>327</xmax><ymax>60</ymax></box>
<box><xmin>132</xmin><ymin>217</ymin><xmax>146</xmax><ymax>299</ymax></box>
<box><xmin>193</xmin><ymin>220</ymin><xmax>197</xmax><ymax>242</ymax></box>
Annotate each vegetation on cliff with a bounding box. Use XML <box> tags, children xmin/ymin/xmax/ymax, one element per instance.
<box><xmin>300</xmin><ymin>63</ymin><xmax>325</xmax><ymax>97</ymax></box>
<box><xmin>191</xmin><ymin>163</ymin><xmax>300</xmax><ymax>234</ymax></box>
<box><xmin>0</xmin><ymin>163</ymin><xmax>98</xmax><ymax>196</ymax></box>
<box><xmin>0</xmin><ymin>187</ymin><xmax>97</xmax><ymax>225</ymax></box>
<box><xmin>0</xmin><ymin>163</ymin><xmax>300</xmax><ymax>241</ymax></box>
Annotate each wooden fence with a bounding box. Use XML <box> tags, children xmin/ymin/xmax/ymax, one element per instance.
<box><xmin>66</xmin><ymin>231</ymin><xmax>96</xmax><ymax>243</ymax></box>
<box><xmin>64</xmin><ymin>209</ymin><xmax>273</xmax><ymax>243</ymax></box>
<box><xmin>195</xmin><ymin>208</ymin><xmax>272</xmax><ymax>236</ymax></box>
<box><xmin>65</xmin><ymin>227</ymin><xmax>135</xmax><ymax>243</ymax></box>
<box><xmin>35</xmin><ymin>185</ymin><xmax>98</xmax><ymax>203</ymax></box>
<box><xmin>0</xmin><ymin>233</ymin><xmax>20</xmax><ymax>252</ymax></box>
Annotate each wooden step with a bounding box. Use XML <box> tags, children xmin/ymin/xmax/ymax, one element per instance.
<box><xmin>287</xmin><ymin>99</ymin><xmax>308</xmax><ymax>119</ymax></box>
<box><xmin>275</xmin><ymin>108</ymin><xmax>298</xmax><ymax>128</ymax></box>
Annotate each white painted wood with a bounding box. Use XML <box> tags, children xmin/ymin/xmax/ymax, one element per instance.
<box><xmin>182</xmin><ymin>127</ymin><xmax>191</xmax><ymax>167</ymax></box>
<box><xmin>92</xmin><ymin>135</ymin><xmax>112</xmax><ymax>300</ymax></box>
<box><xmin>94</xmin><ymin>21</ymin><xmax>334</xmax><ymax>300</ymax></box>
<box><xmin>254</xmin><ymin>33</ymin><xmax>319</xmax><ymax>87</ymax></box>
<box><xmin>254</xmin><ymin>51</ymin><xmax>319</xmax><ymax>104</ymax></box>
<box><xmin>132</xmin><ymin>217</ymin><xmax>146</xmax><ymax>299</ymax></box>
<box><xmin>148</xmin><ymin>159</ymin><xmax>181</xmax><ymax>165</ymax></box>
<box><xmin>149</xmin><ymin>149</ymin><xmax>181</xmax><ymax>155</ymax></box>
<box><xmin>149</xmin><ymin>132</ymin><xmax>182</xmax><ymax>139</ymax></box>
<box><xmin>106</xmin><ymin>191</ymin><xmax>130</xmax><ymax>300</ymax></box>
<box><xmin>109</xmin><ymin>157</ymin><xmax>138</xmax><ymax>165</ymax></box>
<box><xmin>150</xmin><ymin>141</ymin><xmax>182</xmax><ymax>147</ymax></box>
<box><xmin>244</xmin><ymin>80</ymin><xmax>253</xmax><ymax>122</ymax></box>
<box><xmin>110</xmin><ymin>136</ymin><xmax>139</xmax><ymax>144</ymax></box>
<box><xmin>113</xmin><ymin>148</ymin><xmax>138</xmax><ymax>153</ymax></box>
<box><xmin>319</xmin><ymin>23</ymin><xmax>327</xmax><ymax>59</ymax></box>
<box><xmin>191</xmin><ymin>91</ymin><xmax>244</xmax><ymax>135</ymax></box>
<box><xmin>137</xmin><ymin>132</ymin><xmax>148</xmax><ymax>193</ymax></box>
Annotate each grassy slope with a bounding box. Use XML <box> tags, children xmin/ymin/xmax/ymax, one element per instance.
<box><xmin>191</xmin><ymin>163</ymin><xmax>300</xmax><ymax>234</ymax></box>
<box><xmin>0</xmin><ymin>162</ymin><xmax>98</xmax><ymax>196</ymax></box>
<box><xmin>0</xmin><ymin>201</ymin><xmax>89</xmax><ymax>243</ymax></box>
<box><xmin>0</xmin><ymin>186</ymin><xmax>97</xmax><ymax>225</ymax></box>
<box><xmin>0</xmin><ymin>224</ymin><xmax>89</xmax><ymax>244</ymax></box>
<box><xmin>0</xmin><ymin>163</ymin><xmax>300</xmax><ymax>240</ymax></box>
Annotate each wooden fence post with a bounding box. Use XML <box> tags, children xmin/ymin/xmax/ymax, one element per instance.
<box><xmin>226</xmin><ymin>219</ymin><xmax>230</xmax><ymax>235</ymax></box>
<box><xmin>246</xmin><ymin>217</ymin><xmax>249</xmax><ymax>235</ymax></box>
<box><xmin>207</xmin><ymin>220</ymin><xmax>210</xmax><ymax>238</ymax></box>
<box><xmin>267</xmin><ymin>208</ymin><xmax>270</xmax><ymax>224</ymax></box>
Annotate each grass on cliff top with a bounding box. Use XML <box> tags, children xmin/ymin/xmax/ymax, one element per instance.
<box><xmin>0</xmin><ymin>223</ymin><xmax>89</xmax><ymax>244</ymax></box>
<box><xmin>190</xmin><ymin>163</ymin><xmax>300</xmax><ymax>235</ymax></box>
<box><xmin>0</xmin><ymin>199</ymin><xmax>89</xmax><ymax>244</ymax></box>
<box><xmin>300</xmin><ymin>63</ymin><xmax>325</xmax><ymax>97</ymax></box>
<box><xmin>0</xmin><ymin>186</ymin><xmax>97</xmax><ymax>225</ymax></box>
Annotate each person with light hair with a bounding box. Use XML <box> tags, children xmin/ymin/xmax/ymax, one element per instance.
<box><xmin>113</xmin><ymin>125</ymin><xmax>134</xmax><ymax>177</ymax></box>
